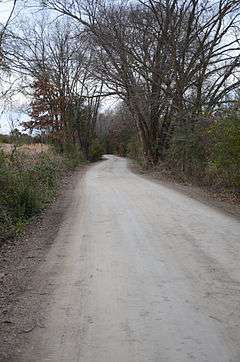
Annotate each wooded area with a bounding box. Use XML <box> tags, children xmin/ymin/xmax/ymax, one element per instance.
<box><xmin>0</xmin><ymin>0</ymin><xmax>240</xmax><ymax>209</ymax></box>
<box><xmin>1</xmin><ymin>3</ymin><xmax>240</xmax><ymax>360</ymax></box>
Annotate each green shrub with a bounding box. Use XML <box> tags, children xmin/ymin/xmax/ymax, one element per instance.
<box><xmin>167</xmin><ymin>124</ymin><xmax>207</xmax><ymax>180</ymax></box>
<box><xmin>6</xmin><ymin>175</ymin><xmax>41</xmax><ymax>219</ymax></box>
<box><xmin>208</xmin><ymin>111</ymin><xmax>240</xmax><ymax>188</ymax></box>
<box><xmin>127</xmin><ymin>135</ymin><xmax>144</xmax><ymax>165</ymax></box>
<box><xmin>89</xmin><ymin>139</ymin><xmax>104</xmax><ymax>162</ymax></box>
<box><xmin>63</xmin><ymin>145</ymin><xmax>85</xmax><ymax>169</ymax></box>
<box><xmin>32</xmin><ymin>153</ymin><xmax>64</xmax><ymax>189</ymax></box>
<box><xmin>0</xmin><ymin>150</ymin><xmax>70</xmax><ymax>244</ymax></box>
<box><xmin>0</xmin><ymin>207</ymin><xmax>15</xmax><ymax>242</ymax></box>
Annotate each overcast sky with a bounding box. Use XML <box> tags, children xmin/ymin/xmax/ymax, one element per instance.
<box><xmin>0</xmin><ymin>1</ymin><xmax>14</xmax><ymax>21</ymax></box>
<box><xmin>0</xmin><ymin>1</ymin><xmax>119</xmax><ymax>134</ymax></box>
<box><xmin>0</xmin><ymin>1</ymin><xmax>23</xmax><ymax>133</ymax></box>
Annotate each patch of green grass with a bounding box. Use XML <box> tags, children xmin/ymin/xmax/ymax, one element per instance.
<box><xmin>0</xmin><ymin>150</ymin><xmax>71</xmax><ymax>244</ymax></box>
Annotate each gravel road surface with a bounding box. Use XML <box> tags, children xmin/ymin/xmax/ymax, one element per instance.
<box><xmin>15</xmin><ymin>155</ymin><xmax>240</xmax><ymax>362</ymax></box>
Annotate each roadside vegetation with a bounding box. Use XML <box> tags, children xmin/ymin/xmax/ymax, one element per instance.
<box><xmin>0</xmin><ymin>0</ymin><xmax>239</xmax><ymax>246</ymax></box>
<box><xmin>0</xmin><ymin>123</ymin><xmax>104</xmax><ymax>244</ymax></box>
<box><xmin>0</xmin><ymin>139</ymin><xmax>85</xmax><ymax>244</ymax></box>
<box><xmin>100</xmin><ymin>103</ymin><xmax>240</xmax><ymax>195</ymax></box>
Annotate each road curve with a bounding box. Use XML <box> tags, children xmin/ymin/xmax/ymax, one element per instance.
<box><xmin>19</xmin><ymin>155</ymin><xmax>240</xmax><ymax>362</ymax></box>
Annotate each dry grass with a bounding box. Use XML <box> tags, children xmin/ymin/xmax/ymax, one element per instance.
<box><xmin>20</xmin><ymin>143</ymin><xmax>50</xmax><ymax>154</ymax></box>
<box><xmin>0</xmin><ymin>144</ymin><xmax>12</xmax><ymax>154</ymax></box>
<box><xmin>0</xmin><ymin>143</ymin><xmax>50</xmax><ymax>155</ymax></box>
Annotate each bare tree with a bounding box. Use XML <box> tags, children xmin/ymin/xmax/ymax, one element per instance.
<box><xmin>8</xmin><ymin>16</ymin><xmax>103</xmax><ymax>157</ymax></box>
<box><xmin>0</xmin><ymin>0</ymin><xmax>17</xmax><ymax>64</ymax></box>
<box><xmin>40</xmin><ymin>0</ymin><xmax>240</xmax><ymax>164</ymax></box>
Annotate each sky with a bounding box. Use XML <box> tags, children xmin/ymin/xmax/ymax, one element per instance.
<box><xmin>0</xmin><ymin>1</ymin><xmax>118</xmax><ymax>135</ymax></box>
<box><xmin>0</xmin><ymin>111</ymin><xmax>29</xmax><ymax>134</ymax></box>
<box><xmin>0</xmin><ymin>0</ymin><xmax>15</xmax><ymax>22</ymax></box>
<box><xmin>1</xmin><ymin>0</ymin><xmax>236</xmax><ymax>135</ymax></box>
<box><xmin>0</xmin><ymin>1</ymin><xmax>26</xmax><ymax>134</ymax></box>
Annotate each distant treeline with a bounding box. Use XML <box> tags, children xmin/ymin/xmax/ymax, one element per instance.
<box><xmin>0</xmin><ymin>0</ymin><xmax>239</xmax><ymax>192</ymax></box>
<box><xmin>98</xmin><ymin>102</ymin><xmax>240</xmax><ymax>192</ymax></box>
<box><xmin>0</xmin><ymin>130</ymin><xmax>42</xmax><ymax>145</ymax></box>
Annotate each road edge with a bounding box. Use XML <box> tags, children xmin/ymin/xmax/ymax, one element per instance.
<box><xmin>0</xmin><ymin>166</ymin><xmax>87</xmax><ymax>360</ymax></box>
<box><xmin>128</xmin><ymin>159</ymin><xmax>240</xmax><ymax>220</ymax></box>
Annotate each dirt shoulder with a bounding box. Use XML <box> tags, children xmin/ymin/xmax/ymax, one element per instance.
<box><xmin>0</xmin><ymin>167</ymin><xmax>86</xmax><ymax>361</ymax></box>
<box><xmin>129</xmin><ymin>160</ymin><xmax>240</xmax><ymax>220</ymax></box>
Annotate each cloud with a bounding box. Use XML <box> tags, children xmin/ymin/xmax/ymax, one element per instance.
<box><xmin>0</xmin><ymin>111</ymin><xmax>30</xmax><ymax>134</ymax></box>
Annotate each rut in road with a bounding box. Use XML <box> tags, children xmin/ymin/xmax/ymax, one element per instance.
<box><xmin>17</xmin><ymin>155</ymin><xmax>240</xmax><ymax>362</ymax></box>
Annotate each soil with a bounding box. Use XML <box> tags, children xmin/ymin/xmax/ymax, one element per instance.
<box><xmin>0</xmin><ymin>167</ymin><xmax>87</xmax><ymax>361</ymax></box>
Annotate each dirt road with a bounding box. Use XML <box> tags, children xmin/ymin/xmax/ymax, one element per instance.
<box><xmin>15</xmin><ymin>155</ymin><xmax>240</xmax><ymax>361</ymax></box>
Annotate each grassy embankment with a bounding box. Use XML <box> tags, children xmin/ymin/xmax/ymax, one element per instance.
<box><xmin>0</xmin><ymin>144</ymin><xmax>83</xmax><ymax>244</ymax></box>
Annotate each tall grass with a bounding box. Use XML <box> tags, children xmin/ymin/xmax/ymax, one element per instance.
<box><xmin>0</xmin><ymin>148</ymin><xmax>81</xmax><ymax>244</ymax></box>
